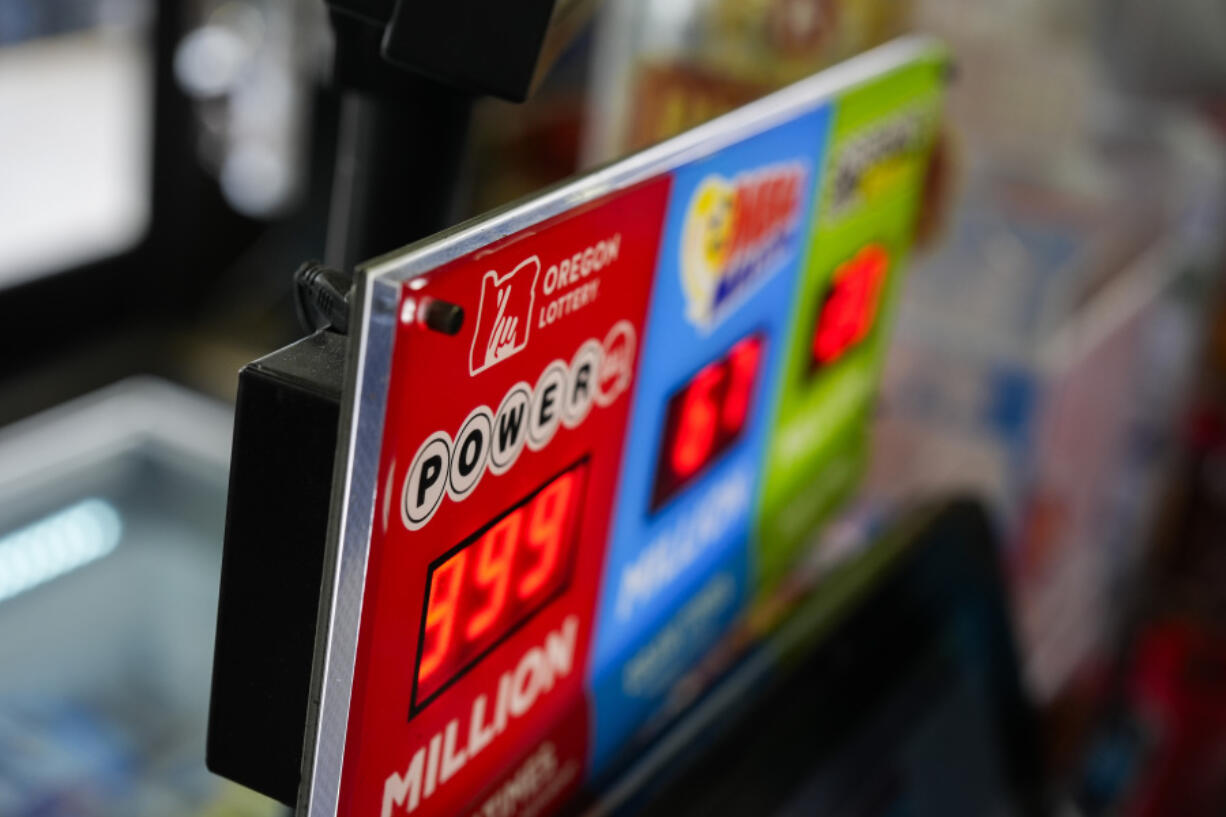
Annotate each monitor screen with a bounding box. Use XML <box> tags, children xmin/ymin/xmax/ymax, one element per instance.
<box><xmin>0</xmin><ymin>0</ymin><xmax>152</xmax><ymax>288</ymax></box>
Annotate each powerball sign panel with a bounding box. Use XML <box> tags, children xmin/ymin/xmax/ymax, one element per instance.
<box><xmin>302</xmin><ymin>36</ymin><xmax>947</xmax><ymax>817</ymax></box>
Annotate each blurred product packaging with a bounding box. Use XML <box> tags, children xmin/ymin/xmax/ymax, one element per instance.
<box><xmin>585</xmin><ymin>0</ymin><xmax>910</xmax><ymax>161</ymax></box>
<box><xmin>868</xmin><ymin>0</ymin><xmax>1226</xmax><ymax>703</ymax></box>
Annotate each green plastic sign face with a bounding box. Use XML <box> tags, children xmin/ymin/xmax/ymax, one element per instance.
<box><xmin>756</xmin><ymin>58</ymin><xmax>943</xmax><ymax>592</ymax></box>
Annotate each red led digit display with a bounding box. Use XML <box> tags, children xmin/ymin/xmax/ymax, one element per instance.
<box><xmin>412</xmin><ymin>459</ymin><xmax>589</xmax><ymax>710</ymax></box>
<box><xmin>651</xmin><ymin>334</ymin><xmax>765</xmax><ymax>510</ymax></box>
<box><xmin>811</xmin><ymin>243</ymin><xmax>890</xmax><ymax>369</ymax></box>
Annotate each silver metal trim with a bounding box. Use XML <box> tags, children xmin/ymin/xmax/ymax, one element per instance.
<box><xmin>300</xmin><ymin>272</ymin><xmax>399</xmax><ymax>816</ymax></box>
<box><xmin>299</xmin><ymin>32</ymin><xmax>944</xmax><ymax>817</ymax></box>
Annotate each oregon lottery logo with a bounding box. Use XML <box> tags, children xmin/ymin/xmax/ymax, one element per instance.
<box><xmin>469</xmin><ymin>256</ymin><xmax>540</xmax><ymax>375</ymax></box>
<box><xmin>404</xmin><ymin>321</ymin><xmax>637</xmax><ymax>530</ymax></box>
<box><xmin>680</xmin><ymin>162</ymin><xmax>806</xmax><ymax>329</ymax></box>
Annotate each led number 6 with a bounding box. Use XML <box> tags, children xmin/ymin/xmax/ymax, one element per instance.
<box><xmin>671</xmin><ymin>364</ymin><xmax>725</xmax><ymax>479</ymax></box>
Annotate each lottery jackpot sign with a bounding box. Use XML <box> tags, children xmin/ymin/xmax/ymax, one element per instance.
<box><xmin>302</xmin><ymin>36</ymin><xmax>945</xmax><ymax>817</ymax></box>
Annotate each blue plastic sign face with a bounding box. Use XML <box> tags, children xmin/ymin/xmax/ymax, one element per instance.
<box><xmin>587</xmin><ymin>107</ymin><xmax>830</xmax><ymax>773</ymax></box>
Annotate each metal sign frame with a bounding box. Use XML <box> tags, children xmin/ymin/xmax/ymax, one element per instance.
<box><xmin>299</xmin><ymin>34</ymin><xmax>943</xmax><ymax>816</ymax></box>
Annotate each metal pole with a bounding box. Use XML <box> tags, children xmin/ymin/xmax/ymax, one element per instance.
<box><xmin>325</xmin><ymin>84</ymin><xmax>473</xmax><ymax>271</ymax></box>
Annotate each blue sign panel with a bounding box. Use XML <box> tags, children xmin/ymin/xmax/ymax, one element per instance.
<box><xmin>587</xmin><ymin>105</ymin><xmax>833</xmax><ymax>774</ymax></box>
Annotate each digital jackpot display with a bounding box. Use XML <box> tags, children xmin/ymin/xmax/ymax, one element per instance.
<box><xmin>413</xmin><ymin>459</ymin><xmax>588</xmax><ymax>709</ymax></box>
<box><xmin>300</xmin><ymin>37</ymin><xmax>946</xmax><ymax>817</ymax></box>
<box><xmin>651</xmin><ymin>334</ymin><xmax>764</xmax><ymax>510</ymax></box>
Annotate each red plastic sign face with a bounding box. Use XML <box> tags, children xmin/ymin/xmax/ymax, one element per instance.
<box><xmin>339</xmin><ymin>179</ymin><xmax>671</xmax><ymax>817</ymax></box>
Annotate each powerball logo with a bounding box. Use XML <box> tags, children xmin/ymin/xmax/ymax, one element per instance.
<box><xmin>469</xmin><ymin>256</ymin><xmax>540</xmax><ymax>375</ymax></box>
<box><xmin>680</xmin><ymin>162</ymin><xmax>806</xmax><ymax>329</ymax></box>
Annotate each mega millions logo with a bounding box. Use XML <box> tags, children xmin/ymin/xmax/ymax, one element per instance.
<box><xmin>680</xmin><ymin>162</ymin><xmax>807</xmax><ymax>329</ymax></box>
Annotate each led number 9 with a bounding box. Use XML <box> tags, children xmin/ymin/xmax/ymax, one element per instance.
<box><xmin>465</xmin><ymin>511</ymin><xmax>521</xmax><ymax>641</ymax></box>
<box><xmin>418</xmin><ymin>551</ymin><xmax>467</xmax><ymax>682</ymax></box>
<box><xmin>519</xmin><ymin>472</ymin><xmax>574</xmax><ymax>599</ymax></box>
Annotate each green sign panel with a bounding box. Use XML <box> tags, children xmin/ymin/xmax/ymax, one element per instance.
<box><xmin>755</xmin><ymin>53</ymin><xmax>945</xmax><ymax>592</ymax></box>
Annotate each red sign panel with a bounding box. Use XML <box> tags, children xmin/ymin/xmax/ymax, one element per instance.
<box><xmin>338</xmin><ymin>178</ymin><xmax>671</xmax><ymax>817</ymax></box>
